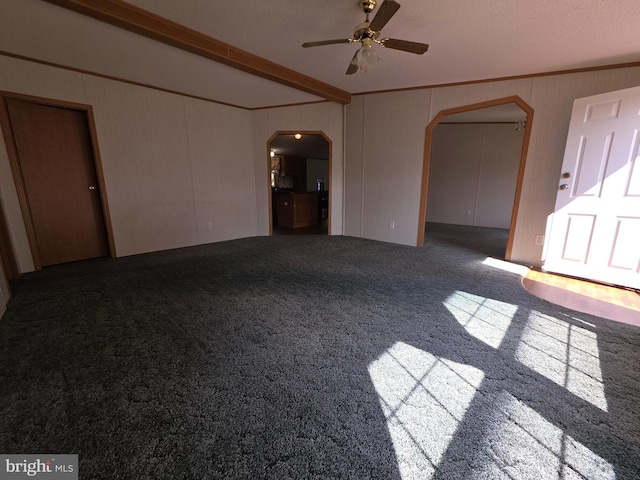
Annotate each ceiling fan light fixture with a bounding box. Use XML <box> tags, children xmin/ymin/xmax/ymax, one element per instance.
<box><xmin>352</xmin><ymin>38</ymin><xmax>381</xmax><ymax>72</ymax></box>
<box><xmin>302</xmin><ymin>0</ymin><xmax>428</xmax><ymax>75</ymax></box>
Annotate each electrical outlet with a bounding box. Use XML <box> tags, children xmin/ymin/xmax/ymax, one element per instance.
<box><xmin>535</xmin><ymin>234</ymin><xmax>545</xmax><ymax>245</ymax></box>
<box><xmin>389</xmin><ymin>221</ymin><xmax>395</xmax><ymax>229</ymax></box>
<box><xmin>466</xmin><ymin>210</ymin><xmax>472</xmax><ymax>216</ymax></box>
<box><xmin>208</xmin><ymin>222</ymin><xmax>213</xmax><ymax>230</ymax></box>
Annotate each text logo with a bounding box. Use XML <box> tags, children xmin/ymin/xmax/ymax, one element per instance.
<box><xmin>0</xmin><ymin>455</ymin><xmax>77</xmax><ymax>480</ymax></box>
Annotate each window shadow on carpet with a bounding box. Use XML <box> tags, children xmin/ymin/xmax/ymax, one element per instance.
<box><xmin>1</xmin><ymin>233</ymin><xmax>638</xmax><ymax>479</ymax></box>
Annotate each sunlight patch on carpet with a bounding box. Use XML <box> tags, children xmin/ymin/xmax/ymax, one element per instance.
<box><xmin>515</xmin><ymin>310</ymin><xmax>608</xmax><ymax>411</ymax></box>
<box><xmin>443</xmin><ymin>291</ymin><xmax>517</xmax><ymax>348</ymax></box>
<box><xmin>482</xmin><ymin>257</ymin><xmax>530</xmax><ymax>275</ymax></box>
<box><xmin>368</xmin><ymin>342</ymin><xmax>484</xmax><ymax>479</ymax></box>
<box><xmin>473</xmin><ymin>390</ymin><xmax>615</xmax><ymax>479</ymax></box>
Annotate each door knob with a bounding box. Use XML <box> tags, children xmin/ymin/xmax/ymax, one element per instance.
<box><xmin>89</xmin><ymin>185</ymin><xmax>96</xmax><ymax>190</ymax></box>
<box><xmin>559</xmin><ymin>184</ymin><xmax>569</xmax><ymax>190</ymax></box>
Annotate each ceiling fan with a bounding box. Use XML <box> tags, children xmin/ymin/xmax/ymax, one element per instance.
<box><xmin>302</xmin><ymin>0</ymin><xmax>429</xmax><ymax>75</ymax></box>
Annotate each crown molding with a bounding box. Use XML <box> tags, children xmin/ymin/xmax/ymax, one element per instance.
<box><xmin>353</xmin><ymin>61</ymin><xmax>640</xmax><ymax>97</ymax></box>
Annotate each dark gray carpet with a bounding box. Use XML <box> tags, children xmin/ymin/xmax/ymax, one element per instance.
<box><xmin>1</xmin><ymin>224</ymin><xmax>639</xmax><ymax>479</ymax></box>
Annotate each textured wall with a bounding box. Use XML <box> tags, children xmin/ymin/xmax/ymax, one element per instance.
<box><xmin>0</xmin><ymin>259</ymin><xmax>7</xmax><ymax>315</ymax></box>
<box><xmin>345</xmin><ymin>67</ymin><xmax>640</xmax><ymax>265</ymax></box>
<box><xmin>428</xmin><ymin>123</ymin><xmax>523</xmax><ymax>229</ymax></box>
<box><xmin>2</xmin><ymin>55</ymin><xmax>639</xmax><ymax>278</ymax></box>
<box><xmin>345</xmin><ymin>89</ymin><xmax>432</xmax><ymax>245</ymax></box>
<box><xmin>0</xmin><ymin>189</ymin><xmax>9</xmax><ymax>310</ymax></box>
<box><xmin>0</xmin><ymin>55</ymin><xmax>256</xmax><ymax>270</ymax></box>
<box><xmin>428</xmin><ymin>124</ymin><xmax>485</xmax><ymax>227</ymax></box>
<box><xmin>344</xmin><ymin>96</ymin><xmax>365</xmax><ymax>238</ymax></box>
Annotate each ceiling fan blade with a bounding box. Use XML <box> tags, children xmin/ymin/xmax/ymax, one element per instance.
<box><xmin>380</xmin><ymin>38</ymin><xmax>429</xmax><ymax>54</ymax></box>
<box><xmin>302</xmin><ymin>39</ymin><xmax>351</xmax><ymax>48</ymax></box>
<box><xmin>369</xmin><ymin>0</ymin><xmax>401</xmax><ymax>32</ymax></box>
<box><xmin>346</xmin><ymin>51</ymin><xmax>359</xmax><ymax>75</ymax></box>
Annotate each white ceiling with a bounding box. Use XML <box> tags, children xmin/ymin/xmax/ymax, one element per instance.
<box><xmin>1</xmin><ymin>0</ymin><xmax>640</xmax><ymax>109</ymax></box>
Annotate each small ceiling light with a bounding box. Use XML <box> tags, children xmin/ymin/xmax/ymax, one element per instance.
<box><xmin>270</xmin><ymin>150</ymin><xmax>275</xmax><ymax>157</ymax></box>
<box><xmin>294</xmin><ymin>133</ymin><xmax>302</xmax><ymax>140</ymax></box>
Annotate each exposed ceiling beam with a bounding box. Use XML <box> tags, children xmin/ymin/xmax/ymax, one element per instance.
<box><xmin>41</xmin><ymin>0</ymin><xmax>352</xmax><ymax>105</ymax></box>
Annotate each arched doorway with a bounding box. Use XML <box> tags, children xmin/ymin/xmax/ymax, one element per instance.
<box><xmin>267</xmin><ymin>131</ymin><xmax>331</xmax><ymax>236</ymax></box>
<box><xmin>417</xmin><ymin>96</ymin><xmax>534</xmax><ymax>260</ymax></box>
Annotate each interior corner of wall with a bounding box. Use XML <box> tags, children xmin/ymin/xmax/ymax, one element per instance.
<box><xmin>0</xmin><ymin>273</ymin><xmax>7</xmax><ymax>312</ymax></box>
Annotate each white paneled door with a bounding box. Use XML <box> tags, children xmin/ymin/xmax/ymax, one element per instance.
<box><xmin>543</xmin><ymin>86</ymin><xmax>640</xmax><ymax>289</ymax></box>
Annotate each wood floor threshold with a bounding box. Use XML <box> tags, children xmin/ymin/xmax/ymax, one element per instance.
<box><xmin>522</xmin><ymin>268</ymin><xmax>640</xmax><ymax>327</ymax></box>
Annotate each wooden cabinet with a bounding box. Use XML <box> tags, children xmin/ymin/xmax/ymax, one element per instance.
<box><xmin>275</xmin><ymin>156</ymin><xmax>307</xmax><ymax>192</ymax></box>
<box><xmin>275</xmin><ymin>193</ymin><xmax>318</xmax><ymax>228</ymax></box>
<box><xmin>280</xmin><ymin>156</ymin><xmax>305</xmax><ymax>177</ymax></box>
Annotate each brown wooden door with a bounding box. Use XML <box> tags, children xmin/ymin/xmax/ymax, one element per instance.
<box><xmin>6</xmin><ymin>99</ymin><xmax>108</xmax><ymax>267</ymax></box>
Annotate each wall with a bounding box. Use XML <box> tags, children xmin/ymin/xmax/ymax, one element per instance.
<box><xmin>0</xmin><ymin>186</ymin><xmax>12</xmax><ymax>316</ymax></box>
<box><xmin>427</xmin><ymin>123</ymin><xmax>523</xmax><ymax>229</ymax></box>
<box><xmin>345</xmin><ymin>67</ymin><xmax>640</xmax><ymax>265</ymax></box>
<box><xmin>2</xmin><ymin>56</ymin><xmax>638</xmax><ymax>275</ymax></box>
<box><xmin>0</xmin><ymin>54</ymin><xmax>257</xmax><ymax>272</ymax></box>
<box><xmin>345</xmin><ymin>89</ymin><xmax>432</xmax><ymax>243</ymax></box>
<box><xmin>251</xmin><ymin>104</ymin><xmax>344</xmax><ymax>236</ymax></box>
<box><xmin>0</xmin><ymin>259</ymin><xmax>7</xmax><ymax>318</ymax></box>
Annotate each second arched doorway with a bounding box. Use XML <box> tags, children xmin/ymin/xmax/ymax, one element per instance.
<box><xmin>417</xmin><ymin>96</ymin><xmax>534</xmax><ymax>260</ymax></box>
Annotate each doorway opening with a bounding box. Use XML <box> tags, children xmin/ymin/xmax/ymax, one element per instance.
<box><xmin>0</xmin><ymin>92</ymin><xmax>115</xmax><ymax>271</ymax></box>
<box><xmin>417</xmin><ymin>96</ymin><xmax>534</xmax><ymax>261</ymax></box>
<box><xmin>267</xmin><ymin>131</ymin><xmax>331</xmax><ymax>236</ymax></box>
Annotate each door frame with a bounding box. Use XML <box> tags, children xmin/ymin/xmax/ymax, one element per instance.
<box><xmin>0</xmin><ymin>91</ymin><xmax>116</xmax><ymax>270</ymax></box>
<box><xmin>0</xmin><ymin>192</ymin><xmax>18</xmax><ymax>280</ymax></box>
<box><xmin>266</xmin><ymin>130</ymin><xmax>332</xmax><ymax>236</ymax></box>
<box><xmin>416</xmin><ymin>95</ymin><xmax>534</xmax><ymax>260</ymax></box>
